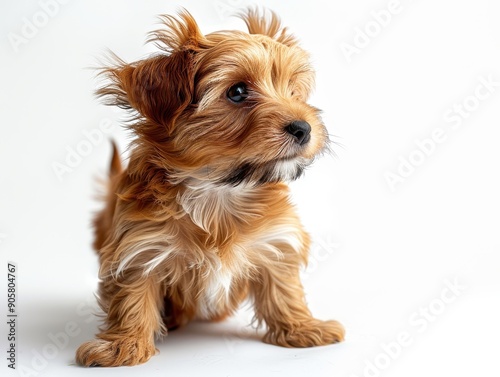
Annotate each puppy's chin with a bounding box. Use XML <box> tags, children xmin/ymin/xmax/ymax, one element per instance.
<box><xmin>220</xmin><ymin>157</ymin><xmax>310</xmax><ymax>187</ymax></box>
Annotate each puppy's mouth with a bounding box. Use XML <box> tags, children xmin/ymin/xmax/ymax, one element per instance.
<box><xmin>220</xmin><ymin>157</ymin><xmax>310</xmax><ymax>186</ymax></box>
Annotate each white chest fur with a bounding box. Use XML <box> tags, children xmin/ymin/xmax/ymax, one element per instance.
<box><xmin>195</xmin><ymin>262</ymin><xmax>234</xmax><ymax>319</ymax></box>
<box><xmin>194</xmin><ymin>227</ymin><xmax>303</xmax><ymax>319</ymax></box>
<box><xmin>179</xmin><ymin>180</ymin><xmax>304</xmax><ymax>318</ymax></box>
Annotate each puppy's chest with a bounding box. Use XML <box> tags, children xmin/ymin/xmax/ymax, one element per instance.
<box><xmin>191</xmin><ymin>228</ymin><xmax>303</xmax><ymax>320</ymax></box>
<box><xmin>192</xmin><ymin>257</ymin><xmax>236</xmax><ymax>319</ymax></box>
<box><xmin>178</xmin><ymin>181</ymin><xmax>303</xmax><ymax>318</ymax></box>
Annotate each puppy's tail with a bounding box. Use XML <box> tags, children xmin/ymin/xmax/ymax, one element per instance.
<box><xmin>109</xmin><ymin>140</ymin><xmax>122</xmax><ymax>176</ymax></box>
<box><xmin>92</xmin><ymin>140</ymin><xmax>122</xmax><ymax>252</ymax></box>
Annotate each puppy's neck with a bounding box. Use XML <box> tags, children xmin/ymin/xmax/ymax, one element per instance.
<box><xmin>177</xmin><ymin>179</ymin><xmax>264</xmax><ymax>244</ymax></box>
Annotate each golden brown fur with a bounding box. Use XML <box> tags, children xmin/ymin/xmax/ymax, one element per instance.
<box><xmin>76</xmin><ymin>8</ymin><xmax>344</xmax><ymax>367</ymax></box>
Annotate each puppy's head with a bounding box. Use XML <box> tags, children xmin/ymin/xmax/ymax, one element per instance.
<box><xmin>100</xmin><ymin>9</ymin><xmax>328</xmax><ymax>186</ymax></box>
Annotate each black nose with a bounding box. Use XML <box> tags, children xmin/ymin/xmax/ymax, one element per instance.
<box><xmin>285</xmin><ymin>120</ymin><xmax>311</xmax><ymax>146</ymax></box>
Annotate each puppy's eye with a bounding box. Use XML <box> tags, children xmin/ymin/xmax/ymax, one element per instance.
<box><xmin>227</xmin><ymin>82</ymin><xmax>248</xmax><ymax>103</ymax></box>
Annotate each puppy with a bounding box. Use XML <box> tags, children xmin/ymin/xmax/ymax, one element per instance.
<box><xmin>76</xmin><ymin>8</ymin><xmax>344</xmax><ymax>367</ymax></box>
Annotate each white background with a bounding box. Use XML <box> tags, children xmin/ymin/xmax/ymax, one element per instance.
<box><xmin>1</xmin><ymin>0</ymin><xmax>499</xmax><ymax>376</ymax></box>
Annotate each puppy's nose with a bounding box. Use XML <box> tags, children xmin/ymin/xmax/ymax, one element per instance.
<box><xmin>285</xmin><ymin>120</ymin><xmax>311</xmax><ymax>146</ymax></box>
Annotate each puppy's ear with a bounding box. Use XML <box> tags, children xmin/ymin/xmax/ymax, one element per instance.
<box><xmin>240</xmin><ymin>8</ymin><xmax>297</xmax><ymax>46</ymax></box>
<box><xmin>97</xmin><ymin>10</ymin><xmax>204</xmax><ymax>135</ymax></box>
<box><xmin>98</xmin><ymin>51</ymin><xmax>194</xmax><ymax>132</ymax></box>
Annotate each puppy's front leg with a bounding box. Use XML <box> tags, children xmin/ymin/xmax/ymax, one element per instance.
<box><xmin>252</xmin><ymin>242</ymin><xmax>344</xmax><ymax>347</ymax></box>
<box><xmin>76</xmin><ymin>276</ymin><xmax>163</xmax><ymax>367</ymax></box>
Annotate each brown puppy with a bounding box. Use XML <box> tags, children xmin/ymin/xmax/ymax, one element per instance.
<box><xmin>76</xmin><ymin>8</ymin><xmax>344</xmax><ymax>367</ymax></box>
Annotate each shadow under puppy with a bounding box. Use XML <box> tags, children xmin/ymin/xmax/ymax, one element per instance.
<box><xmin>76</xmin><ymin>8</ymin><xmax>344</xmax><ymax>367</ymax></box>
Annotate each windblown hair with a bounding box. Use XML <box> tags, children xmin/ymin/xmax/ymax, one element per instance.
<box><xmin>76</xmin><ymin>8</ymin><xmax>344</xmax><ymax>367</ymax></box>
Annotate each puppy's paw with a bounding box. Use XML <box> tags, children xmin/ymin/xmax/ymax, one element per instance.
<box><xmin>76</xmin><ymin>338</ymin><xmax>156</xmax><ymax>367</ymax></box>
<box><xmin>264</xmin><ymin>319</ymin><xmax>345</xmax><ymax>348</ymax></box>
